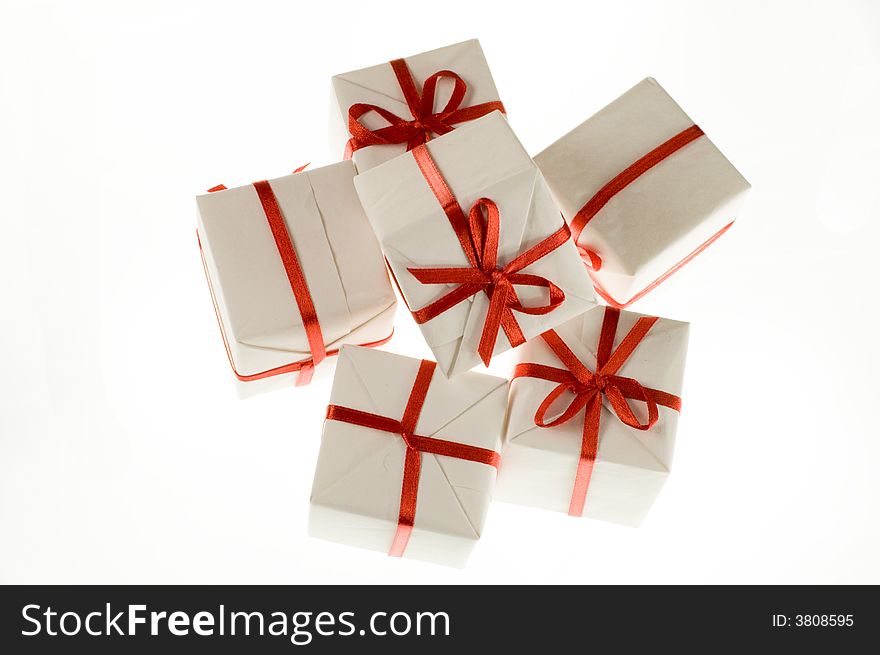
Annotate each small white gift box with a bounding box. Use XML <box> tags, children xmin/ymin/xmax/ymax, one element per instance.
<box><xmin>497</xmin><ymin>306</ymin><xmax>689</xmax><ymax>526</ymax></box>
<box><xmin>534</xmin><ymin>77</ymin><xmax>751</xmax><ymax>308</ymax></box>
<box><xmin>355</xmin><ymin>112</ymin><xmax>597</xmax><ymax>378</ymax></box>
<box><xmin>196</xmin><ymin>161</ymin><xmax>396</xmax><ymax>397</ymax></box>
<box><xmin>331</xmin><ymin>39</ymin><xmax>505</xmax><ymax>172</ymax></box>
<box><xmin>309</xmin><ymin>346</ymin><xmax>507</xmax><ymax>567</ymax></box>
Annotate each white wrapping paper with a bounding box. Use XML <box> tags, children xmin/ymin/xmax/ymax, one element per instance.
<box><xmin>196</xmin><ymin>161</ymin><xmax>396</xmax><ymax>397</ymax></box>
<box><xmin>534</xmin><ymin>77</ymin><xmax>751</xmax><ymax>306</ymax></box>
<box><xmin>496</xmin><ymin>306</ymin><xmax>689</xmax><ymax>526</ymax></box>
<box><xmin>355</xmin><ymin>112</ymin><xmax>597</xmax><ymax>378</ymax></box>
<box><xmin>309</xmin><ymin>346</ymin><xmax>507</xmax><ymax>567</ymax></box>
<box><xmin>331</xmin><ymin>39</ymin><xmax>503</xmax><ymax>172</ymax></box>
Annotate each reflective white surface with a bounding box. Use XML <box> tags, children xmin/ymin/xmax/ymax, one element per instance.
<box><xmin>1</xmin><ymin>0</ymin><xmax>878</xmax><ymax>583</ymax></box>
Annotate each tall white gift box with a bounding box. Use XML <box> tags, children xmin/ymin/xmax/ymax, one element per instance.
<box><xmin>309</xmin><ymin>346</ymin><xmax>507</xmax><ymax>567</ymax></box>
<box><xmin>196</xmin><ymin>162</ymin><xmax>396</xmax><ymax>397</ymax></box>
<box><xmin>355</xmin><ymin>112</ymin><xmax>597</xmax><ymax>378</ymax></box>
<box><xmin>535</xmin><ymin>78</ymin><xmax>751</xmax><ymax>308</ymax></box>
<box><xmin>332</xmin><ymin>39</ymin><xmax>505</xmax><ymax>172</ymax></box>
<box><xmin>497</xmin><ymin>306</ymin><xmax>688</xmax><ymax>526</ymax></box>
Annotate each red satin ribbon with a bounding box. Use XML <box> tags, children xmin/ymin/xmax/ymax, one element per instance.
<box><xmin>589</xmin><ymin>220</ymin><xmax>734</xmax><ymax>309</ymax></box>
<box><xmin>569</xmin><ymin>124</ymin><xmax>731</xmax><ymax>308</ymax></box>
<box><xmin>203</xmin><ymin>166</ymin><xmax>367</xmax><ymax>385</ymax></box>
<box><xmin>344</xmin><ymin>58</ymin><xmax>506</xmax><ymax>158</ymax></box>
<box><xmin>325</xmin><ymin>359</ymin><xmax>501</xmax><ymax>557</ymax></box>
<box><xmin>511</xmin><ymin>307</ymin><xmax>681</xmax><ymax>516</ymax></box>
<box><xmin>406</xmin><ymin>144</ymin><xmax>570</xmax><ymax>366</ymax></box>
<box><xmin>198</xmin><ymin>232</ymin><xmax>392</xmax><ymax>382</ymax></box>
<box><xmin>252</xmin><ymin>179</ymin><xmax>327</xmax><ymax>384</ymax></box>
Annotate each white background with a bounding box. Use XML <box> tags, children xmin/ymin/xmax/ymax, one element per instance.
<box><xmin>1</xmin><ymin>0</ymin><xmax>878</xmax><ymax>584</ymax></box>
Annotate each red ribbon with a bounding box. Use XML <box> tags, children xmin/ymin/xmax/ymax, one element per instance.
<box><xmin>406</xmin><ymin>144</ymin><xmax>570</xmax><ymax>366</ymax></box>
<box><xmin>204</xmin><ymin>166</ymin><xmax>337</xmax><ymax>386</ymax></box>
<box><xmin>250</xmin><ymin>180</ymin><xmax>326</xmax><ymax>385</ymax></box>
<box><xmin>568</xmin><ymin>124</ymin><xmax>732</xmax><ymax>308</ymax></box>
<box><xmin>325</xmin><ymin>359</ymin><xmax>501</xmax><ymax>557</ymax></box>
<box><xmin>344</xmin><ymin>58</ymin><xmax>506</xmax><ymax>158</ymax></box>
<box><xmin>199</xmin><ymin>231</ymin><xmax>393</xmax><ymax>382</ymax></box>
<box><xmin>511</xmin><ymin>307</ymin><xmax>681</xmax><ymax>517</ymax></box>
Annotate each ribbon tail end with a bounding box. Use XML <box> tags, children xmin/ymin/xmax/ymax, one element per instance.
<box><xmin>295</xmin><ymin>362</ymin><xmax>315</xmax><ymax>386</ymax></box>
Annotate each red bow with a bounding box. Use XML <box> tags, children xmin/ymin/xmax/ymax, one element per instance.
<box><xmin>405</xmin><ymin>144</ymin><xmax>569</xmax><ymax>367</ymax></box>
<box><xmin>512</xmin><ymin>307</ymin><xmax>681</xmax><ymax>516</ymax></box>
<box><xmin>345</xmin><ymin>58</ymin><xmax>505</xmax><ymax>158</ymax></box>
<box><xmin>326</xmin><ymin>359</ymin><xmax>501</xmax><ymax>557</ymax></box>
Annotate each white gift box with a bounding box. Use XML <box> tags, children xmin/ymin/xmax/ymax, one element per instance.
<box><xmin>355</xmin><ymin>112</ymin><xmax>597</xmax><ymax>378</ymax></box>
<box><xmin>309</xmin><ymin>346</ymin><xmax>507</xmax><ymax>567</ymax></box>
<box><xmin>331</xmin><ymin>39</ymin><xmax>503</xmax><ymax>172</ymax></box>
<box><xmin>196</xmin><ymin>161</ymin><xmax>396</xmax><ymax>397</ymax></box>
<box><xmin>534</xmin><ymin>77</ymin><xmax>751</xmax><ymax>308</ymax></box>
<box><xmin>497</xmin><ymin>306</ymin><xmax>689</xmax><ymax>526</ymax></box>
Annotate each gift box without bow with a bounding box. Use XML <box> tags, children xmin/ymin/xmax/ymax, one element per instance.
<box><xmin>196</xmin><ymin>161</ymin><xmax>396</xmax><ymax>396</ymax></box>
<box><xmin>535</xmin><ymin>77</ymin><xmax>751</xmax><ymax>308</ymax></box>
<box><xmin>332</xmin><ymin>39</ymin><xmax>505</xmax><ymax>172</ymax></box>
<box><xmin>497</xmin><ymin>306</ymin><xmax>688</xmax><ymax>526</ymax></box>
<box><xmin>309</xmin><ymin>346</ymin><xmax>507</xmax><ymax>567</ymax></box>
<box><xmin>355</xmin><ymin>112</ymin><xmax>597</xmax><ymax>378</ymax></box>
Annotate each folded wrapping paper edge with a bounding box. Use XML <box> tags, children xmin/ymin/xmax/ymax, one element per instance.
<box><xmin>505</xmin><ymin>309</ymin><xmax>685</xmax><ymax>517</ymax></box>
<box><xmin>332</xmin><ymin>39</ymin><xmax>486</xmax><ymax>106</ymax></box>
<box><xmin>577</xmin><ymin>128</ymin><xmax>747</xmax><ymax>307</ymax></box>
<box><xmin>533</xmin><ymin>76</ymin><xmax>700</xmax><ymax>213</ymax></box>
<box><xmin>332</xmin><ymin>345</ymin><xmax>508</xmax><ymax>451</ymax></box>
<box><xmin>589</xmin><ymin>218</ymin><xmax>737</xmax><ymax>308</ymax></box>
<box><xmin>504</xmin><ymin>308</ymin><xmax>688</xmax><ymax>470</ymax></box>
<box><xmin>313</xmin><ymin>347</ymin><xmax>505</xmax><ymax>561</ymax></box>
<box><xmin>355</xmin><ymin>113</ymin><xmax>596</xmax><ymax>376</ymax></box>
<box><xmin>333</xmin><ymin>39</ymin><xmax>503</xmax><ymax>171</ymax></box>
<box><xmin>198</xmin><ymin>162</ymin><xmax>392</xmax><ymax>350</ymax></box>
<box><xmin>197</xmin><ymin>228</ymin><xmax>395</xmax><ymax>383</ymax></box>
<box><xmin>534</xmin><ymin>77</ymin><xmax>750</xmax><ymax>307</ymax></box>
<box><xmin>196</xmin><ymin>160</ymin><xmax>396</xmax><ymax>383</ymax></box>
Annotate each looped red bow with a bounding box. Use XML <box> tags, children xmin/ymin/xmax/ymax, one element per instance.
<box><xmin>408</xmin><ymin>196</ymin><xmax>570</xmax><ymax>366</ymax></box>
<box><xmin>326</xmin><ymin>359</ymin><xmax>500</xmax><ymax>557</ymax></box>
<box><xmin>345</xmin><ymin>58</ymin><xmax>506</xmax><ymax>158</ymax></box>
<box><xmin>575</xmin><ymin>244</ymin><xmax>603</xmax><ymax>272</ymax></box>
<box><xmin>512</xmin><ymin>307</ymin><xmax>681</xmax><ymax>516</ymax></box>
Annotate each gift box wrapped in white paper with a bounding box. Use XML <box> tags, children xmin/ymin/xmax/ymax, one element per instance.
<box><xmin>355</xmin><ymin>112</ymin><xmax>597</xmax><ymax>378</ymax></box>
<box><xmin>309</xmin><ymin>346</ymin><xmax>507</xmax><ymax>567</ymax></box>
<box><xmin>534</xmin><ymin>77</ymin><xmax>751</xmax><ymax>308</ymax></box>
<box><xmin>331</xmin><ymin>39</ymin><xmax>505</xmax><ymax>172</ymax></box>
<box><xmin>196</xmin><ymin>161</ymin><xmax>396</xmax><ymax>397</ymax></box>
<box><xmin>496</xmin><ymin>306</ymin><xmax>688</xmax><ymax>526</ymax></box>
